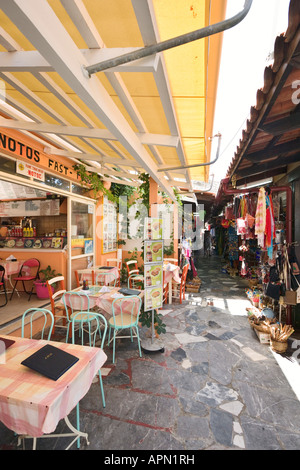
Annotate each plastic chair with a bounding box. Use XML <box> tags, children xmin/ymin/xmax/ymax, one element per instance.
<box><xmin>46</xmin><ymin>276</ymin><xmax>67</xmax><ymax>338</ymax></box>
<box><xmin>171</xmin><ymin>264</ymin><xmax>189</xmax><ymax>304</ymax></box>
<box><xmin>108</xmin><ymin>295</ymin><xmax>142</xmax><ymax>363</ymax></box>
<box><xmin>106</xmin><ymin>258</ymin><xmax>121</xmax><ymax>286</ymax></box>
<box><xmin>72</xmin><ymin>311</ymin><xmax>107</xmax><ymax>448</ymax></box>
<box><xmin>10</xmin><ymin>258</ymin><xmax>40</xmax><ymax>301</ymax></box>
<box><xmin>74</xmin><ymin>269</ymin><xmax>95</xmax><ymax>288</ymax></box>
<box><xmin>0</xmin><ymin>265</ymin><xmax>7</xmax><ymax>307</ymax></box>
<box><xmin>21</xmin><ymin>307</ymin><xmax>54</xmax><ymax>340</ymax></box>
<box><xmin>126</xmin><ymin>260</ymin><xmax>144</xmax><ymax>289</ymax></box>
<box><xmin>62</xmin><ymin>291</ymin><xmax>91</xmax><ymax>343</ymax></box>
<box><xmin>95</xmin><ymin>272</ymin><xmax>117</xmax><ymax>287</ymax></box>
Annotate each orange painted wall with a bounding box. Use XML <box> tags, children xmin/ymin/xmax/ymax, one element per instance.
<box><xmin>1</xmin><ymin>250</ymin><xmax>67</xmax><ymax>282</ymax></box>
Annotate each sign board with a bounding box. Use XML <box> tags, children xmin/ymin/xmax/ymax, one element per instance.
<box><xmin>0</xmin><ymin>199</ymin><xmax>59</xmax><ymax>216</ymax></box>
<box><xmin>16</xmin><ymin>160</ymin><xmax>45</xmax><ymax>182</ymax></box>
<box><xmin>144</xmin><ymin>217</ymin><xmax>163</xmax><ymax>312</ymax></box>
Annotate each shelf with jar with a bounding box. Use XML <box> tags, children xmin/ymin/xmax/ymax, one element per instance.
<box><xmin>0</xmin><ymin>235</ymin><xmax>67</xmax><ymax>249</ymax></box>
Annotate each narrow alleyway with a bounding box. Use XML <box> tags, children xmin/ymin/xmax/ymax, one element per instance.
<box><xmin>2</xmin><ymin>255</ymin><xmax>300</xmax><ymax>451</ymax></box>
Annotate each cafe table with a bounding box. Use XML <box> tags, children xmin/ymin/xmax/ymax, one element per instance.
<box><xmin>64</xmin><ymin>285</ymin><xmax>144</xmax><ymax>317</ymax></box>
<box><xmin>0</xmin><ymin>334</ymin><xmax>107</xmax><ymax>449</ymax></box>
<box><xmin>163</xmin><ymin>262</ymin><xmax>181</xmax><ymax>304</ymax></box>
<box><xmin>0</xmin><ymin>259</ymin><xmax>28</xmax><ymax>294</ymax></box>
<box><xmin>77</xmin><ymin>265</ymin><xmax>119</xmax><ymax>286</ymax></box>
<box><xmin>96</xmin><ymin>287</ymin><xmax>144</xmax><ymax>317</ymax></box>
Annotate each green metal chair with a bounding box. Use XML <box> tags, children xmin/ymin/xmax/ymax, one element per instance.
<box><xmin>21</xmin><ymin>308</ymin><xmax>54</xmax><ymax>340</ymax></box>
<box><xmin>62</xmin><ymin>291</ymin><xmax>90</xmax><ymax>343</ymax></box>
<box><xmin>71</xmin><ymin>310</ymin><xmax>107</xmax><ymax>449</ymax></box>
<box><xmin>108</xmin><ymin>295</ymin><xmax>142</xmax><ymax>363</ymax></box>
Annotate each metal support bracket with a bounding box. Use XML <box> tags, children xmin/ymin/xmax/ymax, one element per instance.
<box><xmin>157</xmin><ymin>133</ymin><xmax>222</xmax><ymax>172</ymax></box>
<box><xmin>84</xmin><ymin>0</ymin><xmax>253</xmax><ymax>76</ymax></box>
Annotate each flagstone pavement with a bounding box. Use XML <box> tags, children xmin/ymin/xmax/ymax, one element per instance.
<box><xmin>2</xmin><ymin>255</ymin><xmax>300</xmax><ymax>451</ymax></box>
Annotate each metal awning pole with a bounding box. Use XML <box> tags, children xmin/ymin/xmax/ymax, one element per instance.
<box><xmin>157</xmin><ymin>133</ymin><xmax>222</xmax><ymax>172</ymax></box>
<box><xmin>84</xmin><ymin>0</ymin><xmax>253</xmax><ymax>76</ymax></box>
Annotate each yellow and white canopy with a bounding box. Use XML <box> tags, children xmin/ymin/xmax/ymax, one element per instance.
<box><xmin>0</xmin><ymin>0</ymin><xmax>227</xmax><ymax>200</ymax></box>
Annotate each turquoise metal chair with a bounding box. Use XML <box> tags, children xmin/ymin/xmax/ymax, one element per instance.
<box><xmin>71</xmin><ymin>311</ymin><xmax>107</xmax><ymax>449</ymax></box>
<box><xmin>95</xmin><ymin>271</ymin><xmax>117</xmax><ymax>287</ymax></box>
<box><xmin>21</xmin><ymin>308</ymin><xmax>54</xmax><ymax>340</ymax></box>
<box><xmin>108</xmin><ymin>295</ymin><xmax>142</xmax><ymax>363</ymax></box>
<box><xmin>62</xmin><ymin>291</ymin><xmax>90</xmax><ymax>343</ymax></box>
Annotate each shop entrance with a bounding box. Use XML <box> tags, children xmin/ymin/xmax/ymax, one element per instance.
<box><xmin>68</xmin><ymin>198</ymin><xmax>95</xmax><ymax>290</ymax></box>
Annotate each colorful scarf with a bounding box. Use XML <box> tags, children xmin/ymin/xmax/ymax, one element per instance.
<box><xmin>265</xmin><ymin>194</ymin><xmax>275</xmax><ymax>258</ymax></box>
<box><xmin>255</xmin><ymin>187</ymin><xmax>266</xmax><ymax>247</ymax></box>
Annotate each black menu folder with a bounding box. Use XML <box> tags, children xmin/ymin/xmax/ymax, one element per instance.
<box><xmin>21</xmin><ymin>344</ymin><xmax>79</xmax><ymax>381</ymax></box>
<box><xmin>119</xmin><ymin>288</ymin><xmax>141</xmax><ymax>296</ymax></box>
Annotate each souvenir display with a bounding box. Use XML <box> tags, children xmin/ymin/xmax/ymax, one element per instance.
<box><xmin>210</xmin><ymin>186</ymin><xmax>299</xmax><ymax>342</ymax></box>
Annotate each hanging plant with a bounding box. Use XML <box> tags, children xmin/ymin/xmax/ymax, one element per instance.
<box><xmin>73</xmin><ymin>163</ymin><xmax>116</xmax><ymax>202</ymax></box>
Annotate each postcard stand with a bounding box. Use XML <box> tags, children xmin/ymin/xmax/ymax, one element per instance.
<box><xmin>141</xmin><ymin>217</ymin><xmax>165</xmax><ymax>353</ymax></box>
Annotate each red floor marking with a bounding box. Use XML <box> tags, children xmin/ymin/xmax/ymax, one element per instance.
<box><xmin>80</xmin><ymin>407</ymin><xmax>172</xmax><ymax>433</ymax></box>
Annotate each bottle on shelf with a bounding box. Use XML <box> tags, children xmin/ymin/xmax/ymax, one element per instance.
<box><xmin>146</xmin><ymin>271</ymin><xmax>152</xmax><ymax>287</ymax></box>
<box><xmin>146</xmin><ymin>245</ymin><xmax>152</xmax><ymax>263</ymax></box>
<box><xmin>147</xmin><ymin>221</ymin><xmax>152</xmax><ymax>239</ymax></box>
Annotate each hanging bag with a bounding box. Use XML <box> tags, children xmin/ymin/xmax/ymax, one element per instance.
<box><xmin>283</xmin><ymin>247</ymin><xmax>300</xmax><ymax>305</ymax></box>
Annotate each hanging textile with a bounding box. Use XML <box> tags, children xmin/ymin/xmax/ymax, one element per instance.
<box><xmin>265</xmin><ymin>193</ymin><xmax>275</xmax><ymax>258</ymax></box>
<box><xmin>255</xmin><ymin>187</ymin><xmax>266</xmax><ymax>248</ymax></box>
<box><xmin>228</xmin><ymin>225</ymin><xmax>239</xmax><ymax>263</ymax></box>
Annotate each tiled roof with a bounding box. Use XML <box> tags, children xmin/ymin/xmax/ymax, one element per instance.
<box><xmin>226</xmin><ymin>0</ymin><xmax>300</xmax><ymax>187</ymax></box>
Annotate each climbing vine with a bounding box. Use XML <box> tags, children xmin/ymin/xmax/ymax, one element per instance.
<box><xmin>73</xmin><ymin>163</ymin><xmax>115</xmax><ymax>201</ymax></box>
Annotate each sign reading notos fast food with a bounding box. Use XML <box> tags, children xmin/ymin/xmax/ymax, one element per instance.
<box><xmin>0</xmin><ymin>132</ymin><xmax>79</xmax><ymax>182</ymax></box>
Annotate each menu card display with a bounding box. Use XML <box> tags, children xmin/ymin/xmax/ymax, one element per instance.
<box><xmin>144</xmin><ymin>217</ymin><xmax>163</xmax><ymax>241</ymax></box>
<box><xmin>144</xmin><ymin>286</ymin><xmax>163</xmax><ymax>311</ymax></box>
<box><xmin>144</xmin><ymin>217</ymin><xmax>163</xmax><ymax>312</ymax></box>
<box><xmin>144</xmin><ymin>264</ymin><xmax>163</xmax><ymax>287</ymax></box>
<box><xmin>102</xmin><ymin>196</ymin><xmax>117</xmax><ymax>253</ymax></box>
<box><xmin>144</xmin><ymin>241</ymin><xmax>163</xmax><ymax>264</ymax></box>
<box><xmin>0</xmin><ymin>199</ymin><xmax>60</xmax><ymax>216</ymax></box>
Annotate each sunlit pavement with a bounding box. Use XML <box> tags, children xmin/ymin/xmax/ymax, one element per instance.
<box><xmin>2</xmin><ymin>255</ymin><xmax>300</xmax><ymax>451</ymax></box>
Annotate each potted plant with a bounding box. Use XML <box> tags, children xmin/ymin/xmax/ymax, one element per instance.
<box><xmin>34</xmin><ymin>265</ymin><xmax>61</xmax><ymax>299</ymax></box>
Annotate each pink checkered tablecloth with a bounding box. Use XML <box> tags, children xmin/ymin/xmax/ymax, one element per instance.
<box><xmin>0</xmin><ymin>335</ymin><xmax>107</xmax><ymax>437</ymax></box>
<box><xmin>64</xmin><ymin>287</ymin><xmax>143</xmax><ymax>317</ymax></box>
<box><xmin>78</xmin><ymin>266</ymin><xmax>119</xmax><ymax>285</ymax></box>
<box><xmin>96</xmin><ymin>288</ymin><xmax>143</xmax><ymax>317</ymax></box>
<box><xmin>163</xmin><ymin>264</ymin><xmax>181</xmax><ymax>284</ymax></box>
<box><xmin>0</xmin><ymin>260</ymin><xmax>26</xmax><ymax>279</ymax></box>
<box><xmin>64</xmin><ymin>285</ymin><xmax>108</xmax><ymax>310</ymax></box>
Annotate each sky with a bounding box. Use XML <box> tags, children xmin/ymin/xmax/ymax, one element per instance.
<box><xmin>210</xmin><ymin>0</ymin><xmax>291</xmax><ymax>192</ymax></box>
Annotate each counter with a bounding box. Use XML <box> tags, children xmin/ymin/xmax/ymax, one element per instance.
<box><xmin>0</xmin><ymin>247</ymin><xmax>67</xmax><ymax>280</ymax></box>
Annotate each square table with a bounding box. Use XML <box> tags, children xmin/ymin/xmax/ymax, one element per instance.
<box><xmin>64</xmin><ymin>286</ymin><xmax>144</xmax><ymax>317</ymax></box>
<box><xmin>96</xmin><ymin>287</ymin><xmax>144</xmax><ymax>317</ymax></box>
<box><xmin>0</xmin><ymin>259</ymin><xmax>28</xmax><ymax>295</ymax></box>
<box><xmin>0</xmin><ymin>335</ymin><xmax>107</xmax><ymax>449</ymax></box>
<box><xmin>77</xmin><ymin>266</ymin><xmax>119</xmax><ymax>286</ymax></box>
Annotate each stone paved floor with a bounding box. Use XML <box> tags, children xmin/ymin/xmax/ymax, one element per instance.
<box><xmin>2</xmin><ymin>255</ymin><xmax>300</xmax><ymax>451</ymax></box>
